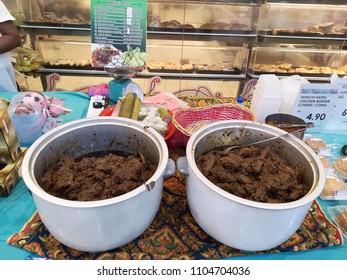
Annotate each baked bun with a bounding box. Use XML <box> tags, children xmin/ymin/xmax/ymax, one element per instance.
<box><xmin>164</xmin><ymin>20</ymin><xmax>181</xmax><ymax>28</ymax></box>
<box><xmin>318</xmin><ymin>22</ymin><xmax>334</xmax><ymax>33</ymax></box>
<box><xmin>321</xmin><ymin>175</ymin><xmax>345</xmax><ymax>197</ymax></box>
<box><xmin>337</xmin><ymin>211</ymin><xmax>347</xmax><ymax>232</ymax></box>
<box><xmin>333</xmin><ymin>25</ymin><xmax>347</xmax><ymax>34</ymax></box>
<box><xmin>230</xmin><ymin>23</ymin><xmax>250</xmax><ymax>31</ymax></box>
<box><xmin>148</xmin><ymin>17</ymin><xmax>163</xmax><ymax>28</ymax></box>
<box><xmin>200</xmin><ymin>23</ymin><xmax>212</xmax><ymax>29</ymax></box>
<box><xmin>334</xmin><ymin>156</ymin><xmax>347</xmax><ymax>180</ymax></box>
<box><xmin>338</xmin><ymin>65</ymin><xmax>347</xmax><ymax>73</ymax></box>
<box><xmin>211</xmin><ymin>22</ymin><xmax>230</xmax><ymax>30</ymax></box>
<box><xmin>304</xmin><ymin>137</ymin><xmax>328</xmax><ymax>153</ymax></box>
<box><xmin>182</xmin><ymin>23</ymin><xmax>195</xmax><ymax>30</ymax></box>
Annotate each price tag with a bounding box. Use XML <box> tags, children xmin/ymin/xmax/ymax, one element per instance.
<box><xmin>90</xmin><ymin>0</ymin><xmax>147</xmax><ymax>68</ymax></box>
<box><xmin>334</xmin><ymin>189</ymin><xmax>347</xmax><ymax>200</ymax></box>
<box><xmin>325</xmin><ymin>74</ymin><xmax>347</xmax><ymax>133</ymax></box>
<box><xmin>291</xmin><ymin>83</ymin><xmax>339</xmax><ymax>132</ymax></box>
<box><xmin>42</xmin><ymin>117</ymin><xmax>63</xmax><ymax>133</ymax></box>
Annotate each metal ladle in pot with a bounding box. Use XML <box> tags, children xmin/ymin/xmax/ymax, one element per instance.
<box><xmin>270</xmin><ymin>122</ymin><xmax>314</xmax><ymax>129</ymax></box>
<box><xmin>215</xmin><ymin>131</ymin><xmax>291</xmax><ymax>152</ymax></box>
<box><xmin>214</xmin><ymin>121</ymin><xmax>314</xmax><ymax>152</ymax></box>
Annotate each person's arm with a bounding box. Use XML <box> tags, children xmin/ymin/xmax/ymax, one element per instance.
<box><xmin>0</xmin><ymin>20</ymin><xmax>21</xmax><ymax>54</ymax></box>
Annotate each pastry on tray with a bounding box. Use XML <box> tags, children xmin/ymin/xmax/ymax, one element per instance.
<box><xmin>46</xmin><ymin>59</ymin><xmax>92</xmax><ymax>68</ymax></box>
<box><xmin>147</xmin><ymin>61</ymin><xmax>193</xmax><ymax>71</ymax></box>
<box><xmin>321</xmin><ymin>175</ymin><xmax>345</xmax><ymax>198</ymax></box>
<box><xmin>337</xmin><ymin>210</ymin><xmax>347</xmax><ymax>233</ymax></box>
<box><xmin>148</xmin><ymin>16</ymin><xmax>163</xmax><ymax>28</ymax></box>
<box><xmin>194</xmin><ymin>63</ymin><xmax>234</xmax><ymax>72</ymax></box>
<box><xmin>304</xmin><ymin>137</ymin><xmax>328</xmax><ymax>153</ymax></box>
<box><xmin>163</xmin><ymin>20</ymin><xmax>182</xmax><ymax>29</ymax></box>
<box><xmin>199</xmin><ymin>22</ymin><xmax>231</xmax><ymax>31</ymax></box>
<box><xmin>182</xmin><ymin>23</ymin><xmax>195</xmax><ymax>30</ymax></box>
<box><xmin>318</xmin><ymin>22</ymin><xmax>335</xmax><ymax>33</ymax></box>
<box><xmin>334</xmin><ymin>156</ymin><xmax>347</xmax><ymax>181</ymax></box>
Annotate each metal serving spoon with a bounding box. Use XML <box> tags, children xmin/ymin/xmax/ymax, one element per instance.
<box><xmin>271</xmin><ymin>122</ymin><xmax>314</xmax><ymax>129</ymax></box>
<box><xmin>214</xmin><ymin>131</ymin><xmax>290</xmax><ymax>152</ymax></box>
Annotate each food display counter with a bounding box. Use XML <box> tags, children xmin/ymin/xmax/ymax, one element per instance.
<box><xmin>248</xmin><ymin>46</ymin><xmax>347</xmax><ymax>81</ymax></box>
<box><xmin>0</xmin><ymin>90</ymin><xmax>347</xmax><ymax>260</ymax></box>
<box><xmin>258</xmin><ymin>2</ymin><xmax>347</xmax><ymax>41</ymax></box>
<box><xmin>6</xmin><ymin>0</ymin><xmax>261</xmax><ymax>87</ymax></box>
<box><xmin>147</xmin><ymin>0</ymin><xmax>259</xmax><ymax>35</ymax></box>
<box><xmin>1</xmin><ymin>0</ymin><xmax>347</xmax><ymax>262</ymax></box>
<box><xmin>3</xmin><ymin>0</ymin><xmax>346</xmax><ymax>92</ymax></box>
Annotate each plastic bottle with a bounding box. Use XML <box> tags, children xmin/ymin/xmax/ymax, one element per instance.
<box><xmin>236</xmin><ymin>97</ymin><xmax>244</xmax><ymax>106</ymax></box>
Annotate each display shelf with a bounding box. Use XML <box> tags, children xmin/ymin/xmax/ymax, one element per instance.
<box><xmin>36</xmin><ymin>67</ymin><xmax>247</xmax><ymax>80</ymax></box>
<box><xmin>20</xmin><ymin>25</ymin><xmax>91</xmax><ymax>39</ymax></box>
<box><xmin>257</xmin><ymin>2</ymin><xmax>347</xmax><ymax>44</ymax></box>
<box><xmin>9</xmin><ymin>0</ymin><xmax>347</xmax><ymax>91</ymax></box>
<box><xmin>248</xmin><ymin>46</ymin><xmax>347</xmax><ymax>83</ymax></box>
<box><xmin>257</xmin><ymin>34</ymin><xmax>347</xmax><ymax>45</ymax></box>
<box><xmin>20</xmin><ymin>25</ymin><xmax>257</xmax><ymax>45</ymax></box>
<box><xmin>247</xmin><ymin>73</ymin><xmax>332</xmax><ymax>82</ymax></box>
<box><xmin>147</xmin><ymin>30</ymin><xmax>257</xmax><ymax>44</ymax></box>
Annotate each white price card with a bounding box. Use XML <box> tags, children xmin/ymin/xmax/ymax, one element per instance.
<box><xmin>291</xmin><ymin>83</ymin><xmax>339</xmax><ymax>132</ymax></box>
<box><xmin>324</xmin><ymin>74</ymin><xmax>347</xmax><ymax>133</ymax></box>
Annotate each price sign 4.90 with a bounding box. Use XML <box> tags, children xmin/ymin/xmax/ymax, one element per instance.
<box><xmin>306</xmin><ymin>113</ymin><xmax>327</xmax><ymax>121</ymax></box>
<box><xmin>291</xmin><ymin>84</ymin><xmax>339</xmax><ymax>132</ymax></box>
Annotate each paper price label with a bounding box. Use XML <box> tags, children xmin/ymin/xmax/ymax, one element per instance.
<box><xmin>291</xmin><ymin>84</ymin><xmax>339</xmax><ymax>132</ymax></box>
<box><xmin>326</xmin><ymin>75</ymin><xmax>347</xmax><ymax>132</ymax></box>
<box><xmin>331</xmin><ymin>84</ymin><xmax>347</xmax><ymax>123</ymax></box>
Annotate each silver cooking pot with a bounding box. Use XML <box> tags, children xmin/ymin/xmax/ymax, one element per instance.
<box><xmin>21</xmin><ymin>117</ymin><xmax>175</xmax><ymax>252</ymax></box>
<box><xmin>177</xmin><ymin>120</ymin><xmax>325</xmax><ymax>251</ymax></box>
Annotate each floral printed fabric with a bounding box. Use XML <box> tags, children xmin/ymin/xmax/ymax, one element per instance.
<box><xmin>178</xmin><ymin>96</ymin><xmax>251</xmax><ymax>108</ymax></box>
<box><xmin>7</xmin><ymin>166</ymin><xmax>343</xmax><ymax>260</ymax></box>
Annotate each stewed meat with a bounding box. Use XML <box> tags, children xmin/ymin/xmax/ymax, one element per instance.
<box><xmin>39</xmin><ymin>151</ymin><xmax>156</xmax><ymax>201</ymax></box>
<box><xmin>196</xmin><ymin>145</ymin><xmax>308</xmax><ymax>203</ymax></box>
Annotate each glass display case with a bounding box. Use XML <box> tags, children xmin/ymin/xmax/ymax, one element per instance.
<box><xmin>146</xmin><ymin>40</ymin><xmax>248</xmax><ymax>76</ymax></box>
<box><xmin>15</xmin><ymin>0</ymin><xmax>91</xmax><ymax>26</ymax></box>
<box><xmin>147</xmin><ymin>0</ymin><xmax>261</xmax><ymax>35</ymax></box>
<box><xmin>34</xmin><ymin>36</ymin><xmax>92</xmax><ymax>69</ymax></box>
<box><xmin>2</xmin><ymin>0</ymin><xmax>346</xmax><ymax>92</ymax></box>
<box><xmin>258</xmin><ymin>3</ymin><xmax>347</xmax><ymax>39</ymax></box>
<box><xmin>33</xmin><ymin>35</ymin><xmax>249</xmax><ymax>78</ymax></box>
<box><xmin>248</xmin><ymin>46</ymin><xmax>347</xmax><ymax>78</ymax></box>
<box><xmin>9</xmin><ymin>0</ymin><xmax>258</xmax><ymax>82</ymax></box>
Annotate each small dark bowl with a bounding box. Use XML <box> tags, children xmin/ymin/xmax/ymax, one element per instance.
<box><xmin>265</xmin><ymin>113</ymin><xmax>306</xmax><ymax>140</ymax></box>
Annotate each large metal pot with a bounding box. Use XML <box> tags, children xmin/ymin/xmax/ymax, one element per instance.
<box><xmin>178</xmin><ymin>120</ymin><xmax>325</xmax><ymax>251</ymax></box>
<box><xmin>22</xmin><ymin>117</ymin><xmax>174</xmax><ymax>252</ymax></box>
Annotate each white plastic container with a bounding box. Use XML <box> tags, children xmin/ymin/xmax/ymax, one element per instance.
<box><xmin>250</xmin><ymin>74</ymin><xmax>282</xmax><ymax>122</ymax></box>
<box><xmin>279</xmin><ymin>75</ymin><xmax>310</xmax><ymax>114</ymax></box>
<box><xmin>254</xmin><ymin>74</ymin><xmax>282</xmax><ymax>97</ymax></box>
<box><xmin>250</xmin><ymin>89</ymin><xmax>282</xmax><ymax>122</ymax></box>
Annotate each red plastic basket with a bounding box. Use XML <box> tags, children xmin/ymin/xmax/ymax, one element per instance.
<box><xmin>172</xmin><ymin>104</ymin><xmax>256</xmax><ymax>137</ymax></box>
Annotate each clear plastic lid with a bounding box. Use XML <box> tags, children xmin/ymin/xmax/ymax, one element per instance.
<box><xmin>320</xmin><ymin>174</ymin><xmax>347</xmax><ymax>200</ymax></box>
<box><xmin>327</xmin><ymin>205</ymin><xmax>347</xmax><ymax>238</ymax></box>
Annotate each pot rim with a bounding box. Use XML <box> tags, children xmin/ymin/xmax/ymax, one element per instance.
<box><xmin>22</xmin><ymin>117</ymin><xmax>169</xmax><ymax>208</ymax></box>
<box><xmin>186</xmin><ymin>120</ymin><xmax>326</xmax><ymax>210</ymax></box>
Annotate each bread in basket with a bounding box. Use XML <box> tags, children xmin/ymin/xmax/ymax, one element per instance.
<box><xmin>172</xmin><ymin>103</ymin><xmax>256</xmax><ymax>137</ymax></box>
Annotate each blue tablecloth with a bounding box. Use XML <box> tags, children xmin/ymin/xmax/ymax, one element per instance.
<box><xmin>0</xmin><ymin>91</ymin><xmax>90</xmax><ymax>260</ymax></box>
<box><xmin>0</xmin><ymin>91</ymin><xmax>346</xmax><ymax>259</ymax></box>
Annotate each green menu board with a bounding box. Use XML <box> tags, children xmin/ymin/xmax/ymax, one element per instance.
<box><xmin>90</xmin><ymin>0</ymin><xmax>147</xmax><ymax>68</ymax></box>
